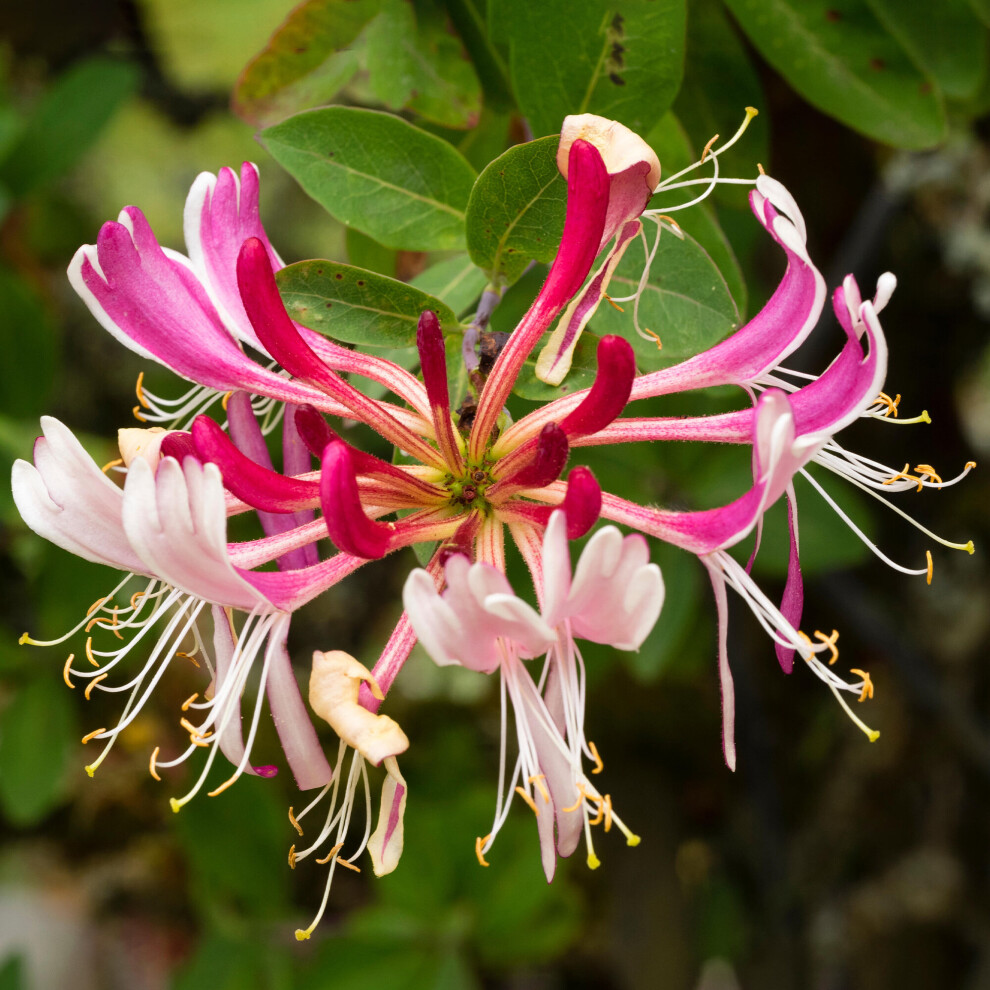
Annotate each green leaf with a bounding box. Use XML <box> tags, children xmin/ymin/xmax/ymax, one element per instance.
<box><xmin>864</xmin><ymin>0</ymin><xmax>987</xmax><ymax>99</ymax></box>
<box><xmin>262</xmin><ymin>107</ymin><xmax>476</xmax><ymax>251</ymax></box>
<box><xmin>493</xmin><ymin>0</ymin><xmax>687</xmax><ymax>137</ymax></box>
<box><xmin>970</xmin><ymin>0</ymin><xmax>990</xmax><ymax>27</ymax></box>
<box><xmin>722</xmin><ymin>0</ymin><xmax>947</xmax><ymax>149</ymax></box>
<box><xmin>346</xmin><ymin>227</ymin><xmax>397</xmax><ymax>277</ymax></box>
<box><xmin>365</xmin><ymin>0</ymin><xmax>482</xmax><ymax>129</ymax></box>
<box><xmin>0</xmin><ymin>57</ymin><xmax>138</xmax><ymax>197</ymax></box>
<box><xmin>645</xmin><ymin>113</ymin><xmax>748</xmax><ymax>316</ymax></box>
<box><xmin>0</xmin><ymin>676</ymin><xmax>76</xmax><ymax>826</ymax></box>
<box><xmin>441</xmin><ymin>0</ymin><xmax>516</xmax><ymax>111</ymax></box>
<box><xmin>232</xmin><ymin>0</ymin><xmax>379</xmax><ymax>127</ymax></box>
<box><xmin>410</xmin><ymin>255</ymin><xmax>488</xmax><ymax>317</ymax></box>
<box><xmin>172</xmin><ymin>934</ymin><xmax>266</xmax><ymax>990</ymax></box>
<box><xmin>0</xmin><ymin>956</ymin><xmax>25</xmax><ymax>990</ymax></box>
<box><xmin>589</xmin><ymin>226</ymin><xmax>739</xmax><ymax>371</ymax></box>
<box><xmin>277</xmin><ymin>259</ymin><xmax>459</xmax><ymax>347</ymax></box>
<box><xmin>465</xmin><ymin>135</ymin><xmax>566</xmax><ymax>286</ymax></box>
<box><xmin>0</xmin><ymin>265</ymin><xmax>58</xmax><ymax>418</ymax></box>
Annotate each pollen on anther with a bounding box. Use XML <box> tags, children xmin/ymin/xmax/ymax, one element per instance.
<box><xmin>84</xmin><ymin>672</ymin><xmax>108</xmax><ymax>700</ymax></box>
<box><xmin>604</xmin><ymin>294</ymin><xmax>625</xmax><ymax>313</ymax></box>
<box><xmin>701</xmin><ymin>133</ymin><xmax>720</xmax><ymax>163</ymax></box>
<box><xmin>643</xmin><ymin>328</ymin><xmax>662</xmax><ymax>350</ymax></box>
<box><xmin>588</xmin><ymin>741</ymin><xmax>604</xmax><ymax>774</ymax></box>
<box><xmin>814</xmin><ymin>629</ymin><xmax>840</xmax><ymax>665</ymax></box>
<box><xmin>316</xmin><ymin>842</ymin><xmax>344</xmax><ymax>865</ymax></box>
<box><xmin>132</xmin><ymin>405</ymin><xmax>147</xmax><ymax>422</ymax></box>
<box><xmin>288</xmin><ymin>845</ymin><xmax>297</xmax><ymax>869</ymax></box>
<box><xmin>180</xmin><ymin>693</ymin><xmax>198</xmax><ymax>712</ymax></box>
<box><xmin>221</xmin><ymin>391</ymin><xmax>233</xmax><ymax>411</ymax></box>
<box><xmin>63</xmin><ymin>654</ymin><xmax>76</xmax><ymax>688</ymax></box>
<box><xmin>149</xmin><ymin>746</ymin><xmax>161</xmax><ymax>781</ymax></box>
<box><xmin>288</xmin><ymin>806</ymin><xmax>304</xmax><ymax>837</ymax></box>
<box><xmin>926</xmin><ymin>550</ymin><xmax>933</xmax><ymax>585</ymax></box>
<box><xmin>81</xmin><ymin>727</ymin><xmax>106</xmax><ymax>744</ymax></box>
<box><xmin>475</xmin><ymin>835</ymin><xmax>491</xmax><ymax>867</ymax></box>
<box><xmin>849</xmin><ymin>668</ymin><xmax>874</xmax><ymax>702</ymax></box>
<box><xmin>528</xmin><ymin>774</ymin><xmax>550</xmax><ymax>803</ymax></box>
<box><xmin>135</xmin><ymin>371</ymin><xmax>149</xmax><ymax>409</ymax></box>
<box><xmin>101</xmin><ymin>457</ymin><xmax>124</xmax><ymax>474</ymax></box>
<box><xmin>914</xmin><ymin>463</ymin><xmax>943</xmax><ymax>489</ymax></box>
<box><xmin>335</xmin><ymin>856</ymin><xmax>361</xmax><ymax>873</ymax></box>
<box><xmin>85</xmin><ymin>637</ymin><xmax>100</xmax><ymax>668</ymax></box>
<box><xmin>515</xmin><ymin>786</ymin><xmax>539</xmax><ymax>815</ymax></box>
<box><xmin>757</xmin><ymin>162</ymin><xmax>766</xmax><ymax>175</ymax></box>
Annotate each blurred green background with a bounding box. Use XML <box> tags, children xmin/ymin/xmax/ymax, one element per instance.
<box><xmin>1</xmin><ymin>0</ymin><xmax>989</xmax><ymax>987</ymax></box>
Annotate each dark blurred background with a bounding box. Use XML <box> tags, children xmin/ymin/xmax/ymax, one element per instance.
<box><xmin>1</xmin><ymin>1</ymin><xmax>989</xmax><ymax>988</ymax></box>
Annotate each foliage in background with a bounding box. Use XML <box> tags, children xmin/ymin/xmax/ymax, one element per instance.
<box><xmin>1</xmin><ymin>1</ymin><xmax>989</xmax><ymax>988</ymax></box>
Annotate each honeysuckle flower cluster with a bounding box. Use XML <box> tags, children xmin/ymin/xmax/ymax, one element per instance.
<box><xmin>12</xmin><ymin>111</ymin><xmax>974</xmax><ymax>936</ymax></box>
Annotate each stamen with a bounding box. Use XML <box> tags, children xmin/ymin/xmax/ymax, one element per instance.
<box><xmin>643</xmin><ymin>328</ymin><xmax>662</xmax><ymax>350</ymax></box>
<box><xmin>149</xmin><ymin>746</ymin><xmax>161</xmax><ymax>781</ymax></box>
<box><xmin>588</xmin><ymin>741</ymin><xmax>604</xmax><ymax>774</ymax></box>
<box><xmin>588</xmin><ymin>799</ymin><xmax>605</xmax><ymax>827</ymax></box>
<box><xmin>132</xmin><ymin>405</ymin><xmax>148</xmax><ymax>423</ymax></box>
<box><xmin>288</xmin><ymin>845</ymin><xmax>297</xmax><ymax>869</ymax></box>
<box><xmin>515</xmin><ymin>786</ymin><xmax>539</xmax><ymax>815</ymax></box>
<box><xmin>84</xmin><ymin>672</ymin><xmax>108</xmax><ymax>700</ymax></box>
<box><xmin>101</xmin><ymin>457</ymin><xmax>124</xmax><ymax>474</ymax></box>
<box><xmin>175</xmin><ymin>651</ymin><xmax>200</xmax><ymax>668</ymax></box>
<box><xmin>135</xmin><ymin>372</ymin><xmax>149</xmax><ymax>408</ymax></box>
<box><xmin>63</xmin><ymin>654</ymin><xmax>75</xmax><ymax>689</ymax></box>
<box><xmin>849</xmin><ymin>669</ymin><xmax>874</xmax><ymax>701</ymax></box>
<box><xmin>221</xmin><ymin>391</ymin><xmax>233</xmax><ymax>411</ymax></box>
<box><xmin>87</xmin><ymin>595</ymin><xmax>110</xmax><ymax>616</ymax></box>
<box><xmin>602</xmin><ymin>794</ymin><xmax>613</xmax><ymax>832</ymax></box>
<box><xmin>883</xmin><ymin>463</ymin><xmax>922</xmax><ymax>488</ymax></box>
<box><xmin>757</xmin><ymin>162</ymin><xmax>766</xmax><ymax>175</ymax></box>
<box><xmin>927</xmin><ymin>550</ymin><xmax>933</xmax><ymax>586</ymax></box>
<box><xmin>316</xmin><ymin>842</ymin><xmax>345</xmax><ymax>865</ymax></box>
<box><xmin>335</xmin><ymin>856</ymin><xmax>361</xmax><ymax>873</ymax></box>
<box><xmin>827</xmin><ymin>681</ymin><xmax>880</xmax><ymax>742</ymax></box>
<box><xmin>85</xmin><ymin>637</ymin><xmax>100</xmax><ymax>667</ymax></box>
<box><xmin>875</xmin><ymin>391</ymin><xmax>901</xmax><ymax>417</ymax></box>
<box><xmin>813</xmin><ymin>629</ymin><xmax>840</xmax><ymax>665</ymax></box>
<box><xmin>604</xmin><ymin>294</ymin><xmax>625</xmax><ymax>312</ymax></box>
<box><xmin>914</xmin><ymin>464</ymin><xmax>943</xmax><ymax>488</ymax></box>
<box><xmin>180</xmin><ymin>693</ymin><xmax>198</xmax><ymax>712</ymax></box>
<box><xmin>475</xmin><ymin>835</ymin><xmax>491</xmax><ymax>867</ymax></box>
<box><xmin>288</xmin><ymin>806</ymin><xmax>304</xmax><ymax>836</ymax></box>
<box><xmin>81</xmin><ymin>727</ymin><xmax>106</xmax><ymax>744</ymax></box>
<box><xmin>527</xmin><ymin>774</ymin><xmax>550</xmax><ymax>803</ymax></box>
<box><xmin>701</xmin><ymin>133</ymin><xmax>720</xmax><ymax>162</ymax></box>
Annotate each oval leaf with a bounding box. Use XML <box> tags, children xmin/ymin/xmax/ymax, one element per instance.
<box><xmin>466</xmin><ymin>135</ymin><xmax>566</xmax><ymax>287</ymax></box>
<box><xmin>232</xmin><ymin>0</ymin><xmax>379</xmax><ymax>127</ymax></box>
<box><xmin>277</xmin><ymin>260</ymin><xmax>459</xmax><ymax>346</ymax></box>
<box><xmin>723</xmin><ymin>0</ymin><xmax>947</xmax><ymax>149</ymax></box>
<box><xmin>589</xmin><ymin>227</ymin><xmax>739</xmax><ymax>371</ymax></box>
<box><xmin>262</xmin><ymin>107</ymin><xmax>476</xmax><ymax>250</ymax></box>
<box><xmin>492</xmin><ymin>0</ymin><xmax>687</xmax><ymax>138</ymax></box>
<box><xmin>410</xmin><ymin>254</ymin><xmax>488</xmax><ymax>316</ymax></box>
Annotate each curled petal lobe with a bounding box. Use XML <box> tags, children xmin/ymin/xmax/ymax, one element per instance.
<box><xmin>319</xmin><ymin>442</ymin><xmax>393</xmax><ymax>560</ymax></box>
<box><xmin>559</xmin><ymin>335</ymin><xmax>635</xmax><ymax>438</ymax></box>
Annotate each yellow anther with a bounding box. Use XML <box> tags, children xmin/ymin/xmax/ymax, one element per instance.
<box><xmin>180</xmin><ymin>693</ymin><xmax>198</xmax><ymax>712</ymax></box>
<box><xmin>81</xmin><ymin>727</ymin><xmax>106</xmax><ymax>744</ymax></box>
<box><xmin>849</xmin><ymin>669</ymin><xmax>874</xmax><ymax>702</ymax></box>
<box><xmin>875</xmin><ymin>391</ymin><xmax>901</xmax><ymax>417</ymax></box>
<box><xmin>335</xmin><ymin>856</ymin><xmax>361</xmax><ymax>873</ymax></box>
<box><xmin>701</xmin><ymin>133</ymin><xmax>720</xmax><ymax>163</ymax></box>
<box><xmin>588</xmin><ymin>741</ymin><xmax>604</xmax><ymax>775</ymax></box>
<box><xmin>316</xmin><ymin>842</ymin><xmax>345</xmax><ymax>865</ymax></box>
<box><xmin>883</xmin><ymin>463</ymin><xmax>922</xmax><ymax>488</ymax></box>
<box><xmin>85</xmin><ymin>637</ymin><xmax>100</xmax><ymax>668</ymax></box>
<box><xmin>562</xmin><ymin>791</ymin><xmax>586</xmax><ymax>813</ymax></box>
<box><xmin>655</xmin><ymin>214</ymin><xmax>681</xmax><ymax>231</ymax></box>
<box><xmin>221</xmin><ymin>391</ymin><xmax>233</xmax><ymax>410</ymax></box>
<box><xmin>757</xmin><ymin>162</ymin><xmax>766</xmax><ymax>175</ymax></box>
<box><xmin>288</xmin><ymin>806</ymin><xmax>304</xmax><ymax>837</ymax></box>
<box><xmin>129</xmin><ymin>591</ymin><xmax>145</xmax><ymax>608</ymax></box>
<box><xmin>84</xmin><ymin>672</ymin><xmax>108</xmax><ymax>700</ymax></box>
<box><xmin>207</xmin><ymin>773</ymin><xmax>238</xmax><ymax>798</ymax></box>
<box><xmin>87</xmin><ymin>595</ymin><xmax>110</xmax><ymax>616</ymax></box>
<box><xmin>132</xmin><ymin>405</ymin><xmax>148</xmax><ymax>423</ymax></box>
<box><xmin>288</xmin><ymin>845</ymin><xmax>297</xmax><ymax>869</ymax></box>
<box><xmin>528</xmin><ymin>774</ymin><xmax>550</xmax><ymax>803</ymax></box>
<box><xmin>643</xmin><ymin>328</ymin><xmax>663</xmax><ymax>350</ymax></box>
<box><xmin>101</xmin><ymin>457</ymin><xmax>124</xmax><ymax>474</ymax></box>
<box><xmin>475</xmin><ymin>835</ymin><xmax>491</xmax><ymax>867</ymax></box>
<box><xmin>602</xmin><ymin>795</ymin><xmax>613</xmax><ymax>833</ymax></box>
<box><xmin>926</xmin><ymin>550</ymin><xmax>933</xmax><ymax>586</ymax></box>
<box><xmin>814</xmin><ymin>629</ymin><xmax>840</xmax><ymax>665</ymax></box>
<box><xmin>175</xmin><ymin>651</ymin><xmax>200</xmax><ymax>668</ymax></box>
<box><xmin>149</xmin><ymin>746</ymin><xmax>161</xmax><ymax>781</ymax></box>
<box><xmin>587</xmin><ymin>852</ymin><xmax>601</xmax><ymax>870</ymax></box>
<box><xmin>588</xmin><ymin>800</ymin><xmax>605</xmax><ymax>827</ymax></box>
<box><xmin>966</xmin><ymin>460</ymin><xmax>977</xmax><ymax>470</ymax></box>
<box><xmin>515</xmin><ymin>786</ymin><xmax>539</xmax><ymax>815</ymax></box>
<box><xmin>604</xmin><ymin>294</ymin><xmax>625</xmax><ymax>312</ymax></box>
<box><xmin>135</xmin><ymin>371</ymin><xmax>149</xmax><ymax>409</ymax></box>
<box><xmin>63</xmin><ymin>654</ymin><xmax>76</xmax><ymax>689</ymax></box>
<box><xmin>914</xmin><ymin>464</ymin><xmax>943</xmax><ymax>489</ymax></box>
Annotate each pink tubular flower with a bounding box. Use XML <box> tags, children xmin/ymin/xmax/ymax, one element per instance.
<box><xmin>12</xmin><ymin>110</ymin><xmax>973</xmax><ymax>933</ymax></box>
<box><xmin>404</xmin><ymin>511</ymin><xmax>662</xmax><ymax>878</ymax></box>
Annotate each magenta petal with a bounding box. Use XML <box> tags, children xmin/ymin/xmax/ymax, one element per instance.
<box><xmin>501</xmin><ymin>423</ymin><xmax>570</xmax><ymax>490</ymax></box>
<box><xmin>192</xmin><ymin>414</ymin><xmax>320</xmax><ymax>513</ymax></box>
<box><xmin>281</xmin><ymin>405</ymin><xmax>319</xmax><ymax>569</ymax></box>
<box><xmin>319</xmin><ymin>441</ymin><xmax>393</xmax><ymax>559</ymax></box>
<box><xmin>560</xmin><ymin>335</ymin><xmax>635</xmax><ymax>437</ymax></box>
<box><xmin>559</xmin><ymin>466</ymin><xmax>601</xmax><ymax>539</ymax></box>
<box><xmin>775</xmin><ymin>486</ymin><xmax>803</xmax><ymax>674</ymax></box>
